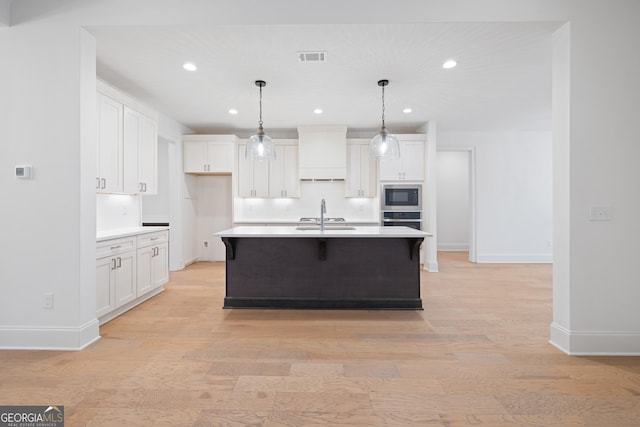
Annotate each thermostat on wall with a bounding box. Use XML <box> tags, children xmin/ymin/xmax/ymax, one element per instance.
<box><xmin>15</xmin><ymin>165</ymin><xmax>32</xmax><ymax>179</ymax></box>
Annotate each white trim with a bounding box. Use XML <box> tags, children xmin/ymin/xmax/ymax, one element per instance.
<box><xmin>438</xmin><ymin>243</ymin><xmax>469</xmax><ymax>251</ymax></box>
<box><xmin>476</xmin><ymin>253</ymin><xmax>552</xmax><ymax>263</ymax></box>
<box><xmin>550</xmin><ymin>322</ymin><xmax>640</xmax><ymax>355</ymax></box>
<box><xmin>0</xmin><ymin>319</ymin><xmax>100</xmax><ymax>351</ymax></box>
<box><xmin>98</xmin><ymin>287</ymin><xmax>164</xmax><ymax>325</ymax></box>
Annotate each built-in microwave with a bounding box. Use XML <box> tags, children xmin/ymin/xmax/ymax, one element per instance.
<box><xmin>381</xmin><ymin>184</ymin><xmax>422</xmax><ymax>211</ymax></box>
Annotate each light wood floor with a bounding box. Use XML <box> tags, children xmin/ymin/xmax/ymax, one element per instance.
<box><xmin>2</xmin><ymin>252</ymin><xmax>639</xmax><ymax>426</ymax></box>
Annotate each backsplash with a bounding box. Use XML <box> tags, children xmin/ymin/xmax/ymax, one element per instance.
<box><xmin>96</xmin><ymin>193</ymin><xmax>141</xmax><ymax>231</ymax></box>
<box><xmin>233</xmin><ymin>181</ymin><xmax>380</xmax><ymax>223</ymax></box>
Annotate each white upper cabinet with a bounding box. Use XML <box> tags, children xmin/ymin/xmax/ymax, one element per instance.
<box><xmin>96</xmin><ymin>93</ymin><xmax>123</xmax><ymax>193</ymax></box>
<box><xmin>183</xmin><ymin>135</ymin><xmax>236</xmax><ymax>174</ymax></box>
<box><xmin>238</xmin><ymin>142</ymin><xmax>297</xmax><ymax>198</ymax></box>
<box><xmin>269</xmin><ymin>145</ymin><xmax>300</xmax><ymax>198</ymax></box>
<box><xmin>238</xmin><ymin>143</ymin><xmax>270</xmax><ymax>197</ymax></box>
<box><xmin>346</xmin><ymin>140</ymin><xmax>376</xmax><ymax>197</ymax></box>
<box><xmin>123</xmin><ymin>107</ymin><xmax>158</xmax><ymax>194</ymax></box>
<box><xmin>379</xmin><ymin>136</ymin><xmax>425</xmax><ymax>181</ymax></box>
<box><xmin>97</xmin><ymin>82</ymin><xmax>158</xmax><ymax>194</ymax></box>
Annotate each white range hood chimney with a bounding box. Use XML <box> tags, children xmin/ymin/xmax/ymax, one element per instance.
<box><xmin>297</xmin><ymin>125</ymin><xmax>347</xmax><ymax>180</ymax></box>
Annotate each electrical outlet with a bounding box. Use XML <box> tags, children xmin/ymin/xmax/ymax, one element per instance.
<box><xmin>589</xmin><ymin>205</ymin><xmax>612</xmax><ymax>221</ymax></box>
<box><xmin>43</xmin><ymin>293</ymin><xmax>54</xmax><ymax>309</ymax></box>
<box><xmin>204</xmin><ymin>241</ymin><xmax>208</xmax><ymax>247</ymax></box>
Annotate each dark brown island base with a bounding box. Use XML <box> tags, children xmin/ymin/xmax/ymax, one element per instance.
<box><xmin>216</xmin><ymin>226</ymin><xmax>432</xmax><ymax>310</ymax></box>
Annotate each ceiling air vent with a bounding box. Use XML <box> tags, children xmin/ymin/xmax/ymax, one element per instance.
<box><xmin>298</xmin><ymin>51</ymin><xmax>326</xmax><ymax>63</ymax></box>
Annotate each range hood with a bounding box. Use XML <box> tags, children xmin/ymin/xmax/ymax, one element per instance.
<box><xmin>298</xmin><ymin>125</ymin><xmax>347</xmax><ymax>180</ymax></box>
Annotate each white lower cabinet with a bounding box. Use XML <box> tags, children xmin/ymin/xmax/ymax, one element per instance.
<box><xmin>96</xmin><ymin>230</ymin><xmax>169</xmax><ymax>324</ymax></box>
<box><xmin>136</xmin><ymin>231</ymin><xmax>169</xmax><ymax>296</ymax></box>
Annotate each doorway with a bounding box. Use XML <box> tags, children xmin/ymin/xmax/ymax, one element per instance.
<box><xmin>436</xmin><ymin>147</ymin><xmax>477</xmax><ymax>262</ymax></box>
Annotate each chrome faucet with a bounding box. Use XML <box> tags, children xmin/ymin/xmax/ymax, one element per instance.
<box><xmin>320</xmin><ymin>198</ymin><xmax>327</xmax><ymax>231</ymax></box>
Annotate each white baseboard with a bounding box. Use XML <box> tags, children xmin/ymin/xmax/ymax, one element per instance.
<box><xmin>437</xmin><ymin>243</ymin><xmax>469</xmax><ymax>251</ymax></box>
<box><xmin>550</xmin><ymin>322</ymin><xmax>640</xmax><ymax>355</ymax></box>
<box><xmin>476</xmin><ymin>253</ymin><xmax>552</xmax><ymax>263</ymax></box>
<box><xmin>99</xmin><ymin>287</ymin><xmax>164</xmax><ymax>325</ymax></box>
<box><xmin>0</xmin><ymin>319</ymin><xmax>100</xmax><ymax>351</ymax></box>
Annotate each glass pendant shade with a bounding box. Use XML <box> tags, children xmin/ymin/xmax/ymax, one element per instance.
<box><xmin>370</xmin><ymin>128</ymin><xmax>400</xmax><ymax>159</ymax></box>
<box><xmin>246</xmin><ymin>130</ymin><xmax>276</xmax><ymax>161</ymax></box>
<box><xmin>370</xmin><ymin>79</ymin><xmax>400</xmax><ymax>159</ymax></box>
<box><xmin>246</xmin><ymin>80</ymin><xmax>276</xmax><ymax>161</ymax></box>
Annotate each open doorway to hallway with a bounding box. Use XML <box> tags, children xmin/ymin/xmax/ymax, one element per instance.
<box><xmin>436</xmin><ymin>149</ymin><xmax>476</xmax><ymax>262</ymax></box>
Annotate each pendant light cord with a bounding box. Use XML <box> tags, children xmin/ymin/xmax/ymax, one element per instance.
<box><xmin>381</xmin><ymin>83</ymin><xmax>386</xmax><ymax>129</ymax></box>
<box><xmin>258</xmin><ymin>84</ymin><xmax>263</xmax><ymax>128</ymax></box>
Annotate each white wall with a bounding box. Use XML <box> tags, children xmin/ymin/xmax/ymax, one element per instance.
<box><xmin>438</xmin><ymin>131</ymin><xmax>552</xmax><ymax>263</ymax></box>
<box><xmin>182</xmin><ymin>173</ymin><xmax>199</xmax><ymax>265</ymax></box>
<box><xmin>196</xmin><ymin>176</ymin><xmax>233</xmax><ymax>261</ymax></box>
<box><xmin>0</xmin><ymin>26</ymin><xmax>99</xmax><ymax>349</ymax></box>
<box><xmin>551</xmin><ymin>5</ymin><xmax>640</xmax><ymax>354</ymax></box>
<box><xmin>437</xmin><ymin>151</ymin><xmax>470</xmax><ymax>251</ymax></box>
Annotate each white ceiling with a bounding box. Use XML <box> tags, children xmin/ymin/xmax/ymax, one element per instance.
<box><xmin>88</xmin><ymin>22</ymin><xmax>555</xmax><ymax>135</ymax></box>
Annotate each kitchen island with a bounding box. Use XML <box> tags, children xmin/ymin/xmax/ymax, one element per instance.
<box><xmin>215</xmin><ymin>226</ymin><xmax>431</xmax><ymax>310</ymax></box>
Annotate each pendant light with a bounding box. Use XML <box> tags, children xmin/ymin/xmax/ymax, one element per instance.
<box><xmin>370</xmin><ymin>79</ymin><xmax>400</xmax><ymax>159</ymax></box>
<box><xmin>246</xmin><ymin>80</ymin><xmax>276</xmax><ymax>161</ymax></box>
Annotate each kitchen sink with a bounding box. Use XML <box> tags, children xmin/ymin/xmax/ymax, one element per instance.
<box><xmin>295</xmin><ymin>225</ymin><xmax>357</xmax><ymax>231</ymax></box>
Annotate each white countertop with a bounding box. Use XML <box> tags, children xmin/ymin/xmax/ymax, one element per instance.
<box><xmin>215</xmin><ymin>226</ymin><xmax>431</xmax><ymax>238</ymax></box>
<box><xmin>233</xmin><ymin>219</ymin><xmax>381</xmax><ymax>224</ymax></box>
<box><xmin>97</xmin><ymin>226</ymin><xmax>169</xmax><ymax>242</ymax></box>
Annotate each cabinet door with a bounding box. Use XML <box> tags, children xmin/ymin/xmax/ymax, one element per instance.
<box><xmin>283</xmin><ymin>145</ymin><xmax>300</xmax><ymax>197</ymax></box>
<box><xmin>238</xmin><ymin>144</ymin><xmax>270</xmax><ymax>197</ymax></box>
<box><xmin>268</xmin><ymin>145</ymin><xmax>286</xmax><ymax>197</ymax></box>
<box><xmin>269</xmin><ymin>145</ymin><xmax>299</xmax><ymax>198</ymax></box>
<box><xmin>114</xmin><ymin>251</ymin><xmax>136</xmax><ymax>307</ymax></box>
<box><xmin>96</xmin><ymin>256</ymin><xmax>116</xmax><ymax>318</ymax></box>
<box><xmin>136</xmin><ymin>246</ymin><xmax>154</xmax><ymax>296</ymax></box>
<box><xmin>346</xmin><ymin>144</ymin><xmax>362</xmax><ymax>197</ymax></box>
<box><xmin>347</xmin><ymin>144</ymin><xmax>376</xmax><ymax>196</ymax></box>
<box><xmin>401</xmin><ymin>140</ymin><xmax>425</xmax><ymax>181</ymax></box>
<box><xmin>237</xmin><ymin>144</ymin><xmax>254</xmax><ymax>197</ymax></box>
<box><xmin>97</xmin><ymin>93</ymin><xmax>123</xmax><ymax>192</ymax></box>
<box><xmin>123</xmin><ymin>107</ymin><xmax>141</xmax><ymax>194</ymax></box>
<box><xmin>359</xmin><ymin>145</ymin><xmax>376</xmax><ymax>197</ymax></box>
<box><xmin>183</xmin><ymin>141</ymin><xmax>208</xmax><ymax>173</ymax></box>
<box><xmin>152</xmin><ymin>243</ymin><xmax>169</xmax><ymax>288</ymax></box>
<box><xmin>138</xmin><ymin>114</ymin><xmax>158</xmax><ymax>194</ymax></box>
<box><xmin>379</xmin><ymin>154</ymin><xmax>402</xmax><ymax>181</ymax></box>
<box><xmin>207</xmin><ymin>142</ymin><xmax>234</xmax><ymax>173</ymax></box>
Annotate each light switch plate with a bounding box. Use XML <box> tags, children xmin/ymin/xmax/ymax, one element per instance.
<box><xmin>15</xmin><ymin>165</ymin><xmax>32</xmax><ymax>179</ymax></box>
<box><xmin>589</xmin><ymin>205</ymin><xmax>612</xmax><ymax>221</ymax></box>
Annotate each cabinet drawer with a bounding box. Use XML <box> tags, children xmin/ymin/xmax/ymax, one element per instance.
<box><xmin>137</xmin><ymin>230</ymin><xmax>169</xmax><ymax>248</ymax></box>
<box><xmin>96</xmin><ymin>237</ymin><xmax>136</xmax><ymax>259</ymax></box>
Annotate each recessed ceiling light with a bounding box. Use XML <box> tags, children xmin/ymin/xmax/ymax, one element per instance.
<box><xmin>228</xmin><ymin>108</ymin><xmax>238</xmax><ymax>115</ymax></box>
<box><xmin>183</xmin><ymin>62</ymin><xmax>197</xmax><ymax>71</ymax></box>
<box><xmin>442</xmin><ymin>60</ymin><xmax>457</xmax><ymax>69</ymax></box>
<box><xmin>313</xmin><ymin>108</ymin><xmax>323</xmax><ymax>114</ymax></box>
<box><xmin>403</xmin><ymin>108</ymin><xmax>413</xmax><ymax>114</ymax></box>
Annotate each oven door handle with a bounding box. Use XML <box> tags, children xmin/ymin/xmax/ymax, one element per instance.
<box><xmin>382</xmin><ymin>218</ymin><xmax>423</xmax><ymax>222</ymax></box>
